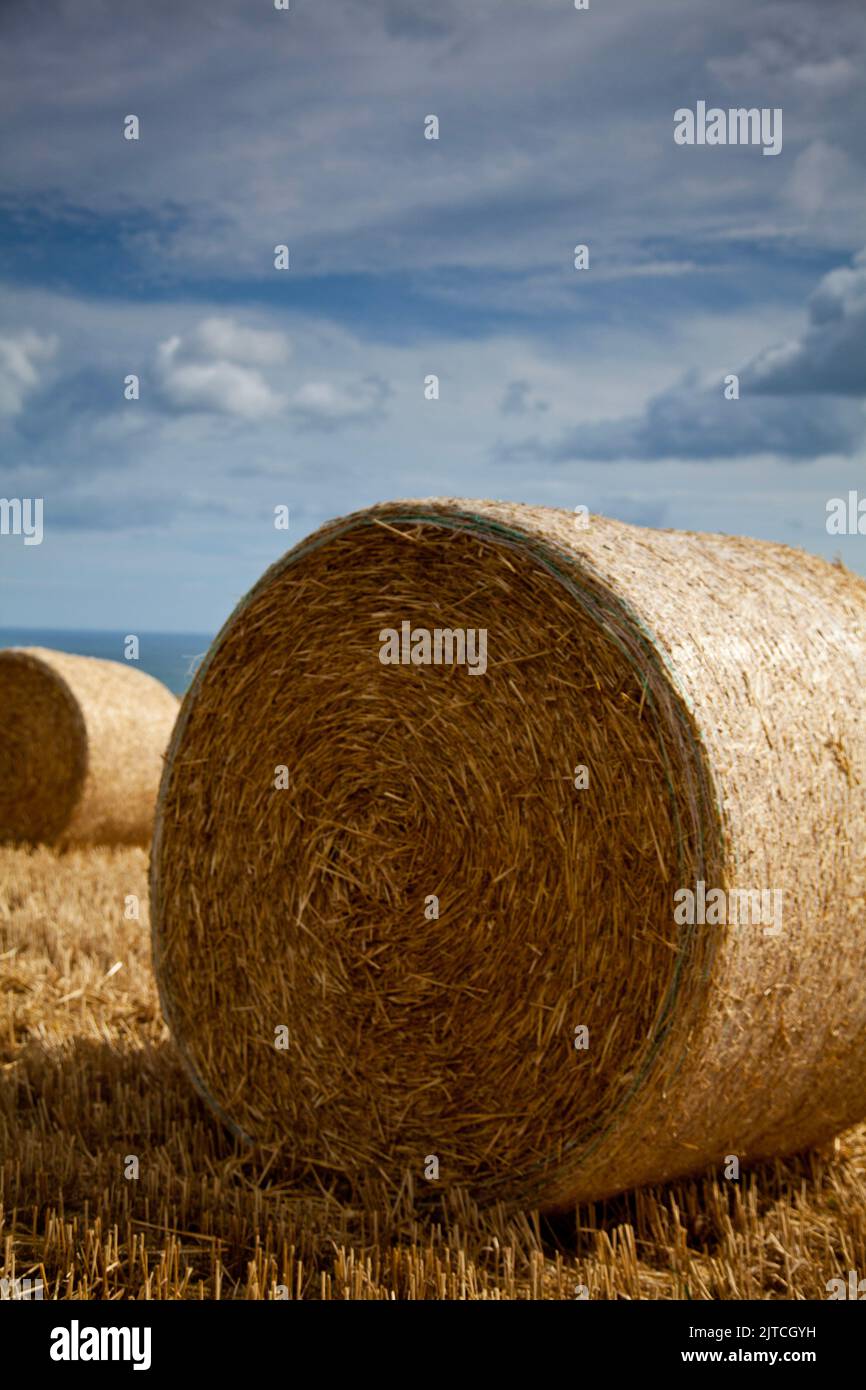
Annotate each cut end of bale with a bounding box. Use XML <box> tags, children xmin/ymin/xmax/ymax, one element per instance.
<box><xmin>0</xmin><ymin>649</ymin><xmax>86</xmax><ymax>844</ymax></box>
<box><xmin>0</xmin><ymin>646</ymin><xmax>179</xmax><ymax>848</ymax></box>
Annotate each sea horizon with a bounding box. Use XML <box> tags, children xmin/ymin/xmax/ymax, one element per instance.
<box><xmin>0</xmin><ymin>627</ymin><xmax>215</xmax><ymax>696</ymax></box>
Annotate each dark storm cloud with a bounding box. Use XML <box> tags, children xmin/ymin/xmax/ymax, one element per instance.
<box><xmin>1</xmin><ymin>0</ymin><xmax>864</xmax><ymax>292</ymax></box>
<box><xmin>498</xmin><ymin>248</ymin><xmax>866</xmax><ymax>464</ymax></box>
<box><xmin>749</xmin><ymin>251</ymin><xmax>866</xmax><ymax>395</ymax></box>
<box><xmin>501</xmin><ymin>389</ymin><xmax>864</xmax><ymax>464</ymax></box>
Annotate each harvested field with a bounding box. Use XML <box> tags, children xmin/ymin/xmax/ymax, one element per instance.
<box><xmin>1</xmin><ymin>844</ymin><xmax>865</xmax><ymax>1300</ymax></box>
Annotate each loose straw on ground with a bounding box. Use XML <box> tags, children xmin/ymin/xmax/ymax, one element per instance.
<box><xmin>151</xmin><ymin>500</ymin><xmax>866</xmax><ymax>1210</ymax></box>
<box><xmin>0</xmin><ymin>647</ymin><xmax>178</xmax><ymax>848</ymax></box>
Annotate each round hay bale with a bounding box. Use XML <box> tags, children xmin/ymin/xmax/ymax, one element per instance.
<box><xmin>0</xmin><ymin>647</ymin><xmax>179</xmax><ymax>848</ymax></box>
<box><xmin>151</xmin><ymin>500</ymin><xmax>866</xmax><ymax>1209</ymax></box>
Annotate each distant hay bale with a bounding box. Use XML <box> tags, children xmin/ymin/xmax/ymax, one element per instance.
<box><xmin>0</xmin><ymin>647</ymin><xmax>178</xmax><ymax>848</ymax></box>
<box><xmin>151</xmin><ymin>500</ymin><xmax>866</xmax><ymax>1210</ymax></box>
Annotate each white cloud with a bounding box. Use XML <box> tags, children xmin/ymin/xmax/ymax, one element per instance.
<box><xmin>158</xmin><ymin>353</ymin><xmax>284</xmax><ymax>420</ymax></box>
<box><xmin>153</xmin><ymin>317</ymin><xmax>387</xmax><ymax>426</ymax></box>
<box><xmin>187</xmin><ymin>317</ymin><xmax>290</xmax><ymax>367</ymax></box>
<box><xmin>291</xmin><ymin>376</ymin><xmax>390</xmax><ymax>429</ymax></box>
<box><xmin>0</xmin><ymin>331</ymin><xmax>57</xmax><ymax>418</ymax></box>
<box><xmin>155</xmin><ymin>319</ymin><xmax>289</xmax><ymax>419</ymax></box>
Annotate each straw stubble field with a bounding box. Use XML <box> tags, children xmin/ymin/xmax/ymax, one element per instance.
<box><xmin>1</xmin><ymin>844</ymin><xmax>864</xmax><ymax>1300</ymax></box>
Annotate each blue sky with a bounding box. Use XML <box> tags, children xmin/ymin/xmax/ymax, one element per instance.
<box><xmin>1</xmin><ymin>0</ymin><xmax>864</xmax><ymax>631</ymax></box>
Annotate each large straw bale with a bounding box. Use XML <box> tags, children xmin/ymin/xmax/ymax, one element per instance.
<box><xmin>0</xmin><ymin>647</ymin><xmax>178</xmax><ymax>848</ymax></box>
<box><xmin>151</xmin><ymin>500</ymin><xmax>866</xmax><ymax>1208</ymax></box>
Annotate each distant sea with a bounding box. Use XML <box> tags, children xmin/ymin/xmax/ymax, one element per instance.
<box><xmin>0</xmin><ymin>629</ymin><xmax>215</xmax><ymax>696</ymax></box>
